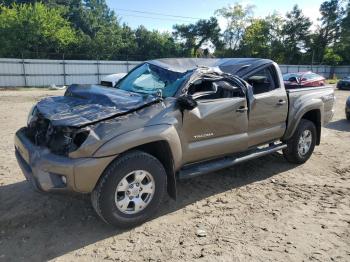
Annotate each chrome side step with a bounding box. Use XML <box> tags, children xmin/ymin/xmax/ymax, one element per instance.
<box><xmin>178</xmin><ymin>143</ymin><xmax>287</xmax><ymax>179</ymax></box>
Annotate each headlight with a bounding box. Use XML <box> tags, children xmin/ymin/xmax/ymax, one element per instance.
<box><xmin>47</xmin><ymin>127</ymin><xmax>90</xmax><ymax>155</ymax></box>
<box><xmin>27</xmin><ymin>105</ymin><xmax>38</xmax><ymax>126</ymax></box>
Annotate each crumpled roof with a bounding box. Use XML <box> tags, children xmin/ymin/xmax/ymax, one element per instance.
<box><xmin>35</xmin><ymin>58</ymin><xmax>273</xmax><ymax>128</ymax></box>
<box><xmin>147</xmin><ymin>58</ymin><xmax>273</xmax><ymax>76</ymax></box>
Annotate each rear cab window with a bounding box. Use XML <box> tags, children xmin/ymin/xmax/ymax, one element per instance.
<box><xmin>246</xmin><ymin>66</ymin><xmax>280</xmax><ymax>95</ymax></box>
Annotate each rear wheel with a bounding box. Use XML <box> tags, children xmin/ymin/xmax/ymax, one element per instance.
<box><xmin>91</xmin><ymin>150</ymin><xmax>167</xmax><ymax>228</ymax></box>
<box><xmin>346</xmin><ymin>112</ymin><xmax>350</xmax><ymax>120</ymax></box>
<box><xmin>283</xmin><ymin>119</ymin><xmax>316</xmax><ymax>164</ymax></box>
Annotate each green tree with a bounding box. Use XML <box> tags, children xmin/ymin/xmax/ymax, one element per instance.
<box><xmin>215</xmin><ymin>3</ymin><xmax>254</xmax><ymax>51</ymax></box>
<box><xmin>0</xmin><ymin>0</ymin><xmax>125</xmax><ymax>59</ymax></box>
<box><xmin>341</xmin><ymin>1</ymin><xmax>350</xmax><ymax>63</ymax></box>
<box><xmin>312</xmin><ymin>0</ymin><xmax>344</xmax><ymax>63</ymax></box>
<box><xmin>173</xmin><ymin>17</ymin><xmax>221</xmax><ymax>57</ymax></box>
<box><xmin>239</xmin><ymin>18</ymin><xmax>270</xmax><ymax>57</ymax></box>
<box><xmin>282</xmin><ymin>5</ymin><xmax>312</xmax><ymax>64</ymax></box>
<box><xmin>77</xmin><ymin>0</ymin><xmax>116</xmax><ymax>38</ymax></box>
<box><xmin>0</xmin><ymin>0</ymin><xmax>72</xmax><ymax>6</ymax></box>
<box><xmin>265</xmin><ymin>13</ymin><xmax>285</xmax><ymax>63</ymax></box>
<box><xmin>323</xmin><ymin>47</ymin><xmax>342</xmax><ymax>65</ymax></box>
<box><xmin>2</xmin><ymin>0</ymin><xmax>117</xmax><ymax>37</ymax></box>
<box><xmin>237</xmin><ymin>13</ymin><xmax>286</xmax><ymax>62</ymax></box>
<box><xmin>134</xmin><ymin>26</ymin><xmax>182</xmax><ymax>60</ymax></box>
<box><xmin>1</xmin><ymin>0</ymin><xmax>350</xmax><ymax>63</ymax></box>
<box><xmin>0</xmin><ymin>3</ymin><xmax>79</xmax><ymax>57</ymax></box>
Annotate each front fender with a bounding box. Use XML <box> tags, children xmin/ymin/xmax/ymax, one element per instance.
<box><xmin>93</xmin><ymin>124</ymin><xmax>183</xmax><ymax>170</ymax></box>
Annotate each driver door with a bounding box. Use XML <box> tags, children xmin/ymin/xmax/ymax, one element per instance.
<box><xmin>180</xmin><ymin>79</ymin><xmax>249</xmax><ymax>164</ymax></box>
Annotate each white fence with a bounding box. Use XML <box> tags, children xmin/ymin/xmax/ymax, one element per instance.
<box><xmin>0</xmin><ymin>58</ymin><xmax>349</xmax><ymax>87</ymax></box>
<box><xmin>0</xmin><ymin>58</ymin><xmax>140</xmax><ymax>87</ymax></box>
<box><xmin>279</xmin><ymin>64</ymin><xmax>350</xmax><ymax>78</ymax></box>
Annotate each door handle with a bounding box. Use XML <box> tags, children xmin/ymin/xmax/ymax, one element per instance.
<box><xmin>277</xmin><ymin>100</ymin><xmax>286</xmax><ymax>105</ymax></box>
<box><xmin>236</xmin><ymin>106</ymin><xmax>248</xmax><ymax>113</ymax></box>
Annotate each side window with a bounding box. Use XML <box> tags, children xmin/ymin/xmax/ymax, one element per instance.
<box><xmin>311</xmin><ymin>73</ymin><xmax>320</xmax><ymax>79</ymax></box>
<box><xmin>247</xmin><ymin>66</ymin><xmax>279</xmax><ymax>95</ymax></box>
<box><xmin>187</xmin><ymin>80</ymin><xmax>243</xmax><ymax>100</ymax></box>
<box><xmin>188</xmin><ymin>80</ymin><xmax>213</xmax><ymax>95</ymax></box>
<box><xmin>302</xmin><ymin>73</ymin><xmax>313</xmax><ymax>81</ymax></box>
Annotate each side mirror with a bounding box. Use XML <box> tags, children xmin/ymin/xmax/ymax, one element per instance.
<box><xmin>176</xmin><ymin>95</ymin><xmax>198</xmax><ymax>111</ymax></box>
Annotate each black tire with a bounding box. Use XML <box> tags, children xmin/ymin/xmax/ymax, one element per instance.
<box><xmin>346</xmin><ymin>112</ymin><xmax>350</xmax><ymax>121</ymax></box>
<box><xmin>91</xmin><ymin>150</ymin><xmax>167</xmax><ymax>228</ymax></box>
<box><xmin>283</xmin><ymin>119</ymin><xmax>317</xmax><ymax>164</ymax></box>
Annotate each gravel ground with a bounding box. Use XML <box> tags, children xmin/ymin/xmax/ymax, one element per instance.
<box><xmin>0</xmin><ymin>88</ymin><xmax>349</xmax><ymax>262</ymax></box>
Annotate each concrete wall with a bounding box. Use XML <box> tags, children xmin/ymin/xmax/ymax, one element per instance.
<box><xmin>0</xmin><ymin>58</ymin><xmax>349</xmax><ymax>87</ymax></box>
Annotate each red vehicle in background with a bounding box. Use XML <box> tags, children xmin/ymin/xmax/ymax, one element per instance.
<box><xmin>283</xmin><ymin>71</ymin><xmax>326</xmax><ymax>88</ymax></box>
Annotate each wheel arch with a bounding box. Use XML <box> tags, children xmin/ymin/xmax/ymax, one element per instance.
<box><xmin>283</xmin><ymin>101</ymin><xmax>323</xmax><ymax>145</ymax></box>
<box><xmin>92</xmin><ymin>125</ymin><xmax>182</xmax><ymax>200</ymax></box>
<box><xmin>92</xmin><ymin>141</ymin><xmax>177</xmax><ymax>200</ymax></box>
<box><xmin>131</xmin><ymin>141</ymin><xmax>177</xmax><ymax>200</ymax></box>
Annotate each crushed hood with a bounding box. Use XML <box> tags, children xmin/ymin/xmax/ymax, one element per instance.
<box><xmin>36</xmin><ymin>84</ymin><xmax>160</xmax><ymax>127</ymax></box>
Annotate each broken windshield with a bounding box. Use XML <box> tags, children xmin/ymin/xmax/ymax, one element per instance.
<box><xmin>116</xmin><ymin>63</ymin><xmax>189</xmax><ymax>97</ymax></box>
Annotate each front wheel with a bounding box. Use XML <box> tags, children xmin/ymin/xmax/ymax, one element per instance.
<box><xmin>91</xmin><ymin>150</ymin><xmax>167</xmax><ymax>228</ymax></box>
<box><xmin>283</xmin><ymin>119</ymin><xmax>317</xmax><ymax>164</ymax></box>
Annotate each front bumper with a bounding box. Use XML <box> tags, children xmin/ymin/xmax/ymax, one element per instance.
<box><xmin>14</xmin><ymin>128</ymin><xmax>115</xmax><ymax>193</ymax></box>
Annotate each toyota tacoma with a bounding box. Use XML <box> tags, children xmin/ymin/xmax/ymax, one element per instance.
<box><xmin>14</xmin><ymin>58</ymin><xmax>335</xmax><ymax>227</ymax></box>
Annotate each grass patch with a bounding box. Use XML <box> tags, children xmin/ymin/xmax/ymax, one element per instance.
<box><xmin>326</xmin><ymin>79</ymin><xmax>339</xmax><ymax>85</ymax></box>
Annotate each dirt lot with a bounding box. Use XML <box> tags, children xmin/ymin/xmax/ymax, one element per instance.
<box><xmin>0</xmin><ymin>88</ymin><xmax>349</xmax><ymax>261</ymax></box>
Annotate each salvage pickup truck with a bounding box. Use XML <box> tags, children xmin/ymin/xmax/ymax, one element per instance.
<box><xmin>14</xmin><ymin>58</ymin><xmax>335</xmax><ymax>227</ymax></box>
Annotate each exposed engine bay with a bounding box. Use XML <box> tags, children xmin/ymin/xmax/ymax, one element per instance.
<box><xmin>25</xmin><ymin>113</ymin><xmax>90</xmax><ymax>155</ymax></box>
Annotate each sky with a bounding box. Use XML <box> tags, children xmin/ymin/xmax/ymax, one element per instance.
<box><xmin>106</xmin><ymin>0</ymin><xmax>325</xmax><ymax>32</ymax></box>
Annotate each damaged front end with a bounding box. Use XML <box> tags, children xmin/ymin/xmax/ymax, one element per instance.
<box><xmin>22</xmin><ymin>84</ymin><xmax>162</xmax><ymax>157</ymax></box>
<box><xmin>25</xmin><ymin>108</ymin><xmax>90</xmax><ymax>156</ymax></box>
